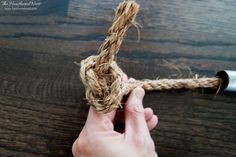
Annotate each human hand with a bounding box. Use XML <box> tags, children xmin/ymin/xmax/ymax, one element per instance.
<box><xmin>72</xmin><ymin>77</ymin><xmax>158</xmax><ymax>157</ymax></box>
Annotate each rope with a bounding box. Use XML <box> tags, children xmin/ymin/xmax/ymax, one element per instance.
<box><xmin>80</xmin><ymin>0</ymin><xmax>221</xmax><ymax>113</ymax></box>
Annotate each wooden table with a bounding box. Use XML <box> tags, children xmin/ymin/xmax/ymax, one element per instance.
<box><xmin>0</xmin><ymin>0</ymin><xmax>235</xmax><ymax>156</ymax></box>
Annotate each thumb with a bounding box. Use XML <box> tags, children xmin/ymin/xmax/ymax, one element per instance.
<box><xmin>125</xmin><ymin>87</ymin><xmax>149</xmax><ymax>137</ymax></box>
<box><xmin>86</xmin><ymin>106</ymin><xmax>116</xmax><ymax>131</ymax></box>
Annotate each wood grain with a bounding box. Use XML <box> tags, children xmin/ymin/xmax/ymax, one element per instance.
<box><xmin>0</xmin><ymin>0</ymin><xmax>235</xmax><ymax>157</ymax></box>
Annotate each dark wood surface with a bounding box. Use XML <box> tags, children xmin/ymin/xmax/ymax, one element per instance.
<box><xmin>0</xmin><ymin>0</ymin><xmax>236</xmax><ymax>157</ymax></box>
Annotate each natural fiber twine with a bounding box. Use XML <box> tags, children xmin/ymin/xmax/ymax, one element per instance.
<box><xmin>80</xmin><ymin>0</ymin><xmax>221</xmax><ymax>113</ymax></box>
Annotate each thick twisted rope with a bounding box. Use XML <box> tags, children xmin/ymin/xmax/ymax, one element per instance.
<box><xmin>80</xmin><ymin>0</ymin><xmax>221</xmax><ymax>113</ymax></box>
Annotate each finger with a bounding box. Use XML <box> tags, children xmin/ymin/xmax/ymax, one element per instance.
<box><xmin>147</xmin><ymin>115</ymin><xmax>158</xmax><ymax>131</ymax></box>
<box><xmin>86</xmin><ymin>106</ymin><xmax>115</xmax><ymax>131</ymax></box>
<box><xmin>129</xmin><ymin>77</ymin><xmax>136</xmax><ymax>82</ymax></box>
<box><xmin>125</xmin><ymin>87</ymin><xmax>149</xmax><ymax>136</ymax></box>
<box><xmin>122</xmin><ymin>73</ymin><xmax>128</xmax><ymax>82</ymax></box>
<box><xmin>144</xmin><ymin>107</ymin><xmax>154</xmax><ymax>121</ymax></box>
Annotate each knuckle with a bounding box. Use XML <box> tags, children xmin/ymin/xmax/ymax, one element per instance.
<box><xmin>72</xmin><ymin>140</ymin><xmax>79</xmax><ymax>157</ymax></box>
<box><xmin>72</xmin><ymin>143</ymin><xmax>76</xmax><ymax>157</ymax></box>
<box><xmin>101</xmin><ymin>117</ymin><xmax>114</xmax><ymax>130</ymax></box>
<box><xmin>72</xmin><ymin>134</ymin><xmax>89</xmax><ymax>156</ymax></box>
<box><xmin>127</xmin><ymin>100</ymin><xmax>144</xmax><ymax>116</ymax></box>
<box><xmin>128</xmin><ymin>107</ymin><xmax>145</xmax><ymax>119</ymax></box>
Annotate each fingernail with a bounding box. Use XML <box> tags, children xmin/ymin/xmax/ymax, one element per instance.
<box><xmin>122</xmin><ymin>73</ymin><xmax>128</xmax><ymax>81</ymax></box>
<box><xmin>134</xmin><ymin>88</ymin><xmax>144</xmax><ymax>98</ymax></box>
<box><xmin>129</xmin><ymin>78</ymin><xmax>136</xmax><ymax>82</ymax></box>
<box><xmin>134</xmin><ymin>105</ymin><xmax>144</xmax><ymax>113</ymax></box>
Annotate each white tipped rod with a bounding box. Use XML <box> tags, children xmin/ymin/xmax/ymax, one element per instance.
<box><xmin>216</xmin><ymin>70</ymin><xmax>236</xmax><ymax>92</ymax></box>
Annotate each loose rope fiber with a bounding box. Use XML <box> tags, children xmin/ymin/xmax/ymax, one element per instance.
<box><xmin>80</xmin><ymin>0</ymin><xmax>221</xmax><ymax>113</ymax></box>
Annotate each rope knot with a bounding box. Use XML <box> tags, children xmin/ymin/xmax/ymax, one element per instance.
<box><xmin>80</xmin><ymin>55</ymin><xmax>125</xmax><ymax>113</ymax></box>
